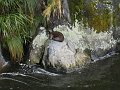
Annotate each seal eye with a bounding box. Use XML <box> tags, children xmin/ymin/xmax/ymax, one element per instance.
<box><xmin>49</xmin><ymin>31</ymin><xmax>64</xmax><ymax>42</ymax></box>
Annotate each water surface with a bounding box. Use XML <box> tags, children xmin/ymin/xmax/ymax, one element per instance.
<box><xmin>0</xmin><ymin>54</ymin><xmax>120</xmax><ymax>90</ymax></box>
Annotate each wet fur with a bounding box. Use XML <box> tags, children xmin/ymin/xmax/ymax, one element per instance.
<box><xmin>49</xmin><ymin>31</ymin><xmax>64</xmax><ymax>42</ymax></box>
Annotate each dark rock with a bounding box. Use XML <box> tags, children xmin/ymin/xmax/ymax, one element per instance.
<box><xmin>116</xmin><ymin>42</ymin><xmax>120</xmax><ymax>53</ymax></box>
<box><xmin>0</xmin><ymin>47</ymin><xmax>11</xmax><ymax>73</ymax></box>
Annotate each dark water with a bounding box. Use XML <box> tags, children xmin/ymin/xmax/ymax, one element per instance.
<box><xmin>0</xmin><ymin>54</ymin><xmax>120</xmax><ymax>90</ymax></box>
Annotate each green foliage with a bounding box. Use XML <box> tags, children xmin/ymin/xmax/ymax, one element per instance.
<box><xmin>0</xmin><ymin>0</ymin><xmax>38</xmax><ymax>62</ymax></box>
<box><xmin>113</xmin><ymin>4</ymin><xmax>120</xmax><ymax>27</ymax></box>
<box><xmin>6</xmin><ymin>36</ymin><xmax>23</xmax><ymax>62</ymax></box>
<box><xmin>43</xmin><ymin>0</ymin><xmax>62</xmax><ymax>21</ymax></box>
<box><xmin>69</xmin><ymin>0</ymin><xmax>112</xmax><ymax>32</ymax></box>
<box><xmin>85</xmin><ymin>1</ymin><xmax>112</xmax><ymax>32</ymax></box>
<box><xmin>69</xmin><ymin>0</ymin><xmax>84</xmax><ymax>24</ymax></box>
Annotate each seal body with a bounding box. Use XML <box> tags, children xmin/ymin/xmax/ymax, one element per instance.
<box><xmin>49</xmin><ymin>31</ymin><xmax>64</xmax><ymax>42</ymax></box>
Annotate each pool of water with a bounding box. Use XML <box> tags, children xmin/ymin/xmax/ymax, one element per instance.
<box><xmin>0</xmin><ymin>54</ymin><xmax>120</xmax><ymax>90</ymax></box>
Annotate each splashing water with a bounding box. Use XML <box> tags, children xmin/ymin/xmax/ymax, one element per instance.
<box><xmin>18</xmin><ymin>64</ymin><xmax>59</xmax><ymax>76</ymax></box>
<box><xmin>28</xmin><ymin>20</ymin><xmax>118</xmax><ymax>74</ymax></box>
<box><xmin>53</xmin><ymin>21</ymin><xmax>117</xmax><ymax>61</ymax></box>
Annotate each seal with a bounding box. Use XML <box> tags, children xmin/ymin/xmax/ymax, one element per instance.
<box><xmin>49</xmin><ymin>31</ymin><xmax>64</xmax><ymax>42</ymax></box>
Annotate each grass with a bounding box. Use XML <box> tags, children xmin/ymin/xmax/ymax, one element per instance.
<box><xmin>0</xmin><ymin>0</ymin><xmax>37</xmax><ymax>62</ymax></box>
